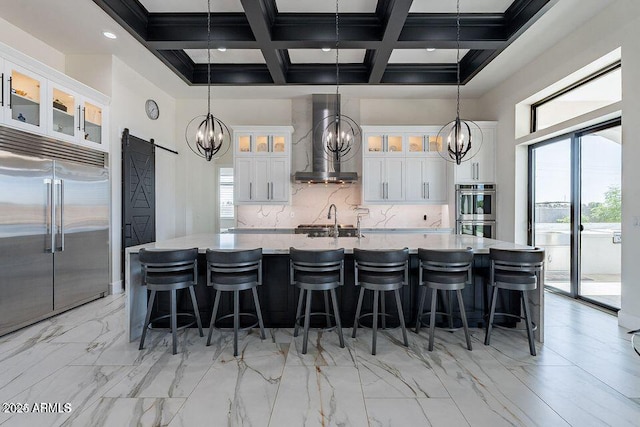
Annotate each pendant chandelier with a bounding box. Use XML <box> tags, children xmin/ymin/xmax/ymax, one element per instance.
<box><xmin>319</xmin><ymin>0</ymin><xmax>361</xmax><ymax>164</ymax></box>
<box><xmin>185</xmin><ymin>0</ymin><xmax>230</xmax><ymax>161</ymax></box>
<box><xmin>437</xmin><ymin>0</ymin><xmax>482</xmax><ymax>165</ymax></box>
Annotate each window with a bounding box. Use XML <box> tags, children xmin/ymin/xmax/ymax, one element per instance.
<box><xmin>219</xmin><ymin>168</ymin><xmax>234</xmax><ymax>219</ymax></box>
<box><xmin>531</xmin><ymin>62</ymin><xmax>621</xmax><ymax>132</ymax></box>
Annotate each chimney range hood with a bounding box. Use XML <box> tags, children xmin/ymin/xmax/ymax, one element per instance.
<box><xmin>293</xmin><ymin>94</ymin><xmax>358</xmax><ymax>183</ymax></box>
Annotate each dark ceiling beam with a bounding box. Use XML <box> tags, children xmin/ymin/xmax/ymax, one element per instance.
<box><xmin>240</xmin><ymin>0</ymin><xmax>287</xmax><ymax>85</ymax></box>
<box><xmin>505</xmin><ymin>0</ymin><xmax>558</xmax><ymax>38</ymax></box>
<box><xmin>271</xmin><ymin>14</ymin><xmax>382</xmax><ymax>44</ymax></box>
<box><xmin>400</xmin><ymin>14</ymin><xmax>506</xmax><ymax>43</ymax></box>
<box><xmin>156</xmin><ymin>50</ymin><xmax>195</xmax><ymax>85</ymax></box>
<box><xmin>368</xmin><ymin>0</ymin><xmax>414</xmax><ymax>84</ymax></box>
<box><xmin>146</xmin><ymin>13</ymin><xmax>255</xmax><ymax>49</ymax></box>
<box><xmin>381</xmin><ymin>64</ymin><xmax>457</xmax><ymax>84</ymax></box>
<box><xmin>193</xmin><ymin>64</ymin><xmax>274</xmax><ymax>85</ymax></box>
<box><xmin>287</xmin><ymin>64</ymin><xmax>370</xmax><ymax>85</ymax></box>
<box><xmin>93</xmin><ymin>0</ymin><xmax>148</xmax><ymax>39</ymax></box>
<box><xmin>459</xmin><ymin>50</ymin><xmax>498</xmax><ymax>84</ymax></box>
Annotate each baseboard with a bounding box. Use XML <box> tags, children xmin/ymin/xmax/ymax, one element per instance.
<box><xmin>618</xmin><ymin>310</ymin><xmax>640</xmax><ymax>330</ymax></box>
<box><xmin>110</xmin><ymin>280</ymin><xmax>124</xmax><ymax>295</ymax></box>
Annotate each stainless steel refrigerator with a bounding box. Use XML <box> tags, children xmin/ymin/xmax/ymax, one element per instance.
<box><xmin>0</xmin><ymin>149</ymin><xmax>109</xmax><ymax>336</ymax></box>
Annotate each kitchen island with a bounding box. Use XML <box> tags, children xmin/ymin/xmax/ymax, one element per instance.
<box><xmin>125</xmin><ymin>233</ymin><xmax>543</xmax><ymax>343</ymax></box>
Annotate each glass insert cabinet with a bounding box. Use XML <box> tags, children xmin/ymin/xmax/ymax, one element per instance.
<box><xmin>2</xmin><ymin>60</ymin><xmax>106</xmax><ymax>147</ymax></box>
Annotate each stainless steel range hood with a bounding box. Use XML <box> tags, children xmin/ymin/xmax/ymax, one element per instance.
<box><xmin>293</xmin><ymin>94</ymin><xmax>358</xmax><ymax>183</ymax></box>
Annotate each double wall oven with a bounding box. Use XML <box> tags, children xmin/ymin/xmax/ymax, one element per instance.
<box><xmin>455</xmin><ymin>184</ymin><xmax>496</xmax><ymax>238</ymax></box>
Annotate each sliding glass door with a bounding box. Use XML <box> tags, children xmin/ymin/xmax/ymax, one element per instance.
<box><xmin>529</xmin><ymin>119</ymin><xmax>621</xmax><ymax>309</ymax></box>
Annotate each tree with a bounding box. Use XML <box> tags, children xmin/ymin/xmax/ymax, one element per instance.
<box><xmin>589</xmin><ymin>186</ymin><xmax>621</xmax><ymax>223</ymax></box>
<box><xmin>556</xmin><ymin>186</ymin><xmax>621</xmax><ymax>223</ymax></box>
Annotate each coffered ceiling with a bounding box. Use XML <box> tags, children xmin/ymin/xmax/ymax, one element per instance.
<box><xmin>93</xmin><ymin>0</ymin><xmax>557</xmax><ymax>86</ymax></box>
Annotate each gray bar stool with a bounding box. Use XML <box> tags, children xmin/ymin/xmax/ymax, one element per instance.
<box><xmin>206</xmin><ymin>248</ymin><xmax>266</xmax><ymax>357</ymax></box>
<box><xmin>290</xmin><ymin>248</ymin><xmax>345</xmax><ymax>354</ymax></box>
<box><xmin>138</xmin><ymin>248</ymin><xmax>203</xmax><ymax>355</ymax></box>
<box><xmin>415</xmin><ymin>248</ymin><xmax>473</xmax><ymax>351</ymax></box>
<box><xmin>352</xmin><ymin>248</ymin><xmax>409</xmax><ymax>355</ymax></box>
<box><xmin>484</xmin><ymin>247</ymin><xmax>545</xmax><ymax>356</ymax></box>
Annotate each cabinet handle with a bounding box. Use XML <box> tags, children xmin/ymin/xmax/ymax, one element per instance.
<box><xmin>249</xmin><ymin>182</ymin><xmax>252</xmax><ymax>200</ymax></box>
<box><xmin>77</xmin><ymin>106</ymin><xmax>81</xmax><ymax>130</ymax></box>
<box><xmin>385</xmin><ymin>182</ymin><xmax>388</xmax><ymax>199</ymax></box>
<box><xmin>381</xmin><ymin>182</ymin><xmax>385</xmax><ymax>199</ymax></box>
<box><xmin>476</xmin><ymin>163</ymin><xmax>480</xmax><ymax>180</ymax></box>
<box><xmin>422</xmin><ymin>182</ymin><xmax>425</xmax><ymax>199</ymax></box>
<box><xmin>426</xmin><ymin>182</ymin><xmax>430</xmax><ymax>199</ymax></box>
<box><xmin>7</xmin><ymin>76</ymin><xmax>12</xmax><ymax>109</ymax></box>
<box><xmin>82</xmin><ymin>107</ymin><xmax>86</xmax><ymax>131</ymax></box>
<box><xmin>267</xmin><ymin>182</ymin><xmax>270</xmax><ymax>200</ymax></box>
<box><xmin>384</xmin><ymin>136</ymin><xmax>388</xmax><ymax>152</ymax></box>
<box><xmin>58</xmin><ymin>179</ymin><xmax>65</xmax><ymax>252</ymax></box>
<box><xmin>270</xmin><ymin>182</ymin><xmax>273</xmax><ymax>200</ymax></box>
<box><xmin>0</xmin><ymin>73</ymin><xmax>4</xmax><ymax>107</ymax></box>
<box><xmin>423</xmin><ymin>135</ymin><xmax>426</xmax><ymax>152</ymax></box>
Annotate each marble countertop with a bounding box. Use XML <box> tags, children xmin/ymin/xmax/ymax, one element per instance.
<box><xmin>126</xmin><ymin>232</ymin><xmax>529</xmax><ymax>255</ymax></box>
<box><xmin>226</xmin><ymin>227</ymin><xmax>452</xmax><ymax>234</ymax></box>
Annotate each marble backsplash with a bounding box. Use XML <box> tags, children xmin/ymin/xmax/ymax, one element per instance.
<box><xmin>236</xmin><ymin>182</ymin><xmax>449</xmax><ymax>229</ymax></box>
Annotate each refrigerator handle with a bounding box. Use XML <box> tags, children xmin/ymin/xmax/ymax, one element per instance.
<box><xmin>45</xmin><ymin>178</ymin><xmax>54</xmax><ymax>253</ymax></box>
<box><xmin>59</xmin><ymin>179</ymin><xmax>65</xmax><ymax>251</ymax></box>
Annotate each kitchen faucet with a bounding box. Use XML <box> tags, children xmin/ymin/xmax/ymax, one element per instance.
<box><xmin>327</xmin><ymin>204</ymin><xmax>338</xmax><ymax>238</ymax></box>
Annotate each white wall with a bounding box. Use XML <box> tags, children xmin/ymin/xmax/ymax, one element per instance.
<box><xmin>360</xmin><ymin>98</ymin><xmax>485</xmax><ymax>125</ymax></box>
<box><xmin>479</xmin><ymin>0</ymin><xmax>640</xmax><ymax>327</ymax></box>
<box><xmin>0</xmin><ymin>16</ymin><xmax>65</xmax><ymax>72</ymax></box>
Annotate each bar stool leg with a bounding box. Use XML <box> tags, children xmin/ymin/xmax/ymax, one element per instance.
<box><xmin>372</xmin><ymin>290</ymin><xmax>379</xmax><ymax>355</ymax></box>
<box><xmin>302</xmin><ymin>289</ymin><xmax>312</xmax><ymax>354</ymax></box>
<box><xmin>252</xmin><ymin>287</ymin><xmax>266</xmax><ymax>340</ymax></box>
<box><xmin>188</xmin><ymin>286</ymin><xmax>204</xmax><ymax>337</ymax></box>
<box><xmin>294</xmin><ymin>289</ymin><xmax>305</xmax><ymax>338</ymax></box>
<box><xmin>521</xmin><ymin>291</ymin><xmax>537</xmax><ymax>356</ymax></box>
<box><xmin>446</xmin><ymin>291</ymin><xmax>454</xmax><ymax>330</ymax></box>
<box><xmin>484</xmin><ymin>286</ymin><xmax>499</xmax><ymax>346</ymax></box>
<box><xmin>170</xmin><ymin>289</ymin><xmax>178</xmax><ymax>355</ymax></box>
<box><xmin>324</xmin><ymin>291</ymin><xmax>331</xmax><ymax>328</ymax></box>
<box><xmin>352</xmin><ymin>287</ymin><xmax>365</xmax><ymax>338</ymax></box>
<box><xmin>381</xmin><ymin>292</ymin><xmax>386</xmax><ymax>329</ymax></box>
<box><xmin>233</xmin><ymin>290</ymin><xmax>240</xmax><ymax>357</ymax></box>
<box><xmin>330</xmin><ymin>288</ymin><xmax>344</xmax><ymax>348</ymax></box>
<box><xmin>139</xmin><ymin>290</ymin><xmax>156</xmax><ymax>350</ymax></box>
<box><xmin>457</xmin><ymin>289</ymin><xmax>472</xmax><ymax>351</ymax></box>
<box><xmin>394</xmin><ymin>289</ymin><xmax>408</xmax><ymax>347</ymax></box>
<box><xmin>415</xmin><ymin>286</ymin><xmax>427</xmax><ymax>333</ymax></box>
<box><xmin>428</xmin><ymin>288</ymin><xmax>437</xmax><ymax>351</ymax></box>
<box><xmin>207</xmin><ymin>290</ymin><xmax>221</xmax><ymax>346</ymax></box>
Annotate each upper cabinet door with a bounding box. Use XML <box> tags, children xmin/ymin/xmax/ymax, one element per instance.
<box><xmin>406</xmin><ymin>132</ymin><xmax>444</xmax><ymax>156</ymax></box>
<box><xmin>2</xmin><ymin>62</ymin><xmax>47</xmax><ymax>133</ymax></box>
<box><xmin>385</xmin><ymin>158</ymin><xmax>405</xmax><ymax>201</ymax></box>
<box><xmin>364</xmin><ymin>133</ymin><xmax>404</xmax><ymax>155</ymax></box>
<box><xmin>363</xmin><ymin>157</ymin><xmax>385</xmax><ymax>202</ymax></box>
<box><xmin>269</xmin><ymin>157</ymin><xmax>289</xmax><ymax>202</ymax></box>
<box><xmin>49</xmin><ymin>84</ymin><xmax>79</xmax><ymax>143</ymax></box>
<box><xmin>82</xmin><ymin>100</ymin><xmax>104</xmax><ymax>145</ymax></box>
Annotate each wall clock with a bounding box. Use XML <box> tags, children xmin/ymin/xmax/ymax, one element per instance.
<box><xmin>145</xmin><ymin>99</ymin><xmax>159</xmax><ymax>120</ymax></box>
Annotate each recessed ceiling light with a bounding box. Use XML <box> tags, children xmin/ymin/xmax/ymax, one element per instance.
<box><xmin>102</xmin><ymin>31</ymin><xmax>117</xmax><ymax>39</ymax></box>
<box><xmin>426</xmin><ymin>48</ymin><xmax>436</xmax><ymax>52</ymax></box>
<box><xmin>322</xmin><ymin>47</ymin><xmax>331</xmax><ymax>52</ymax></box>
<box><xmin>218</xmin><ymin>47</ymin><xmax>227</xmax><ymax>52</ymax></box>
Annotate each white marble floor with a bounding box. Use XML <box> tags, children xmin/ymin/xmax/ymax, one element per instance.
<box><xmin>0</xmin><ymin>292</ymin><xmax>639</xmax><ymax>427</ymax></box>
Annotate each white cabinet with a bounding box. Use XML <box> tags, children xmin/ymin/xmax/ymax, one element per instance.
<box><xmin>363</xmin><ymin>157</ymin><xmax>404</xmax><ymax>202</ymax></box>
<box><xmin>364</xmin><ymin>132</ymin><xmax>404</xmax><ymax>155</ymax></box>
<box><xmin>0</xmin><ymin>45</ymin><xmax>110</xmax><ymax>152</ymax></box>
<box><xmin>454</xmin><ymin>122</ymin><xmax>496</xmax><ymax>183</ymax></box>
<box><xmin>48</xmin><ymin>83</ymin><xmax>106</xmax><ymax>147</ymax></box>
<box><xmin>1</xmin><ymin>61</ymin><xmax>47</xmax><ymax>134</ymax></box>
<box><xmin>362</xmin><ymin>126</ymin><xmax>448</xmax><ymax>205</ymax></box>
<box><xmin>405</xmin><ymin>157</ymin><xmax>447</xmax><ymax>203</ymax></box>
<box><xmin>233</xmin><ymin>126</ymin><xmax>293</xmax><ymax>204</ymax></box>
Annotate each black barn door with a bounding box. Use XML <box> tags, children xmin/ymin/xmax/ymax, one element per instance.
<box><xmin>122</xmin><ymin>129</ymin><xmax>155</xmax><ymax>279</ymax></box>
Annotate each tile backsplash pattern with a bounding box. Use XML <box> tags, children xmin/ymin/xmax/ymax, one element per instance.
<box><xmin>236</xmin><ymin>95</ymin><xmax>449</xmax><ymax>229</ymax></box>
<box><xmin>236</xmin><ymin>182</ymin><xmax>448</xmax><ymax>228</ymax></box>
